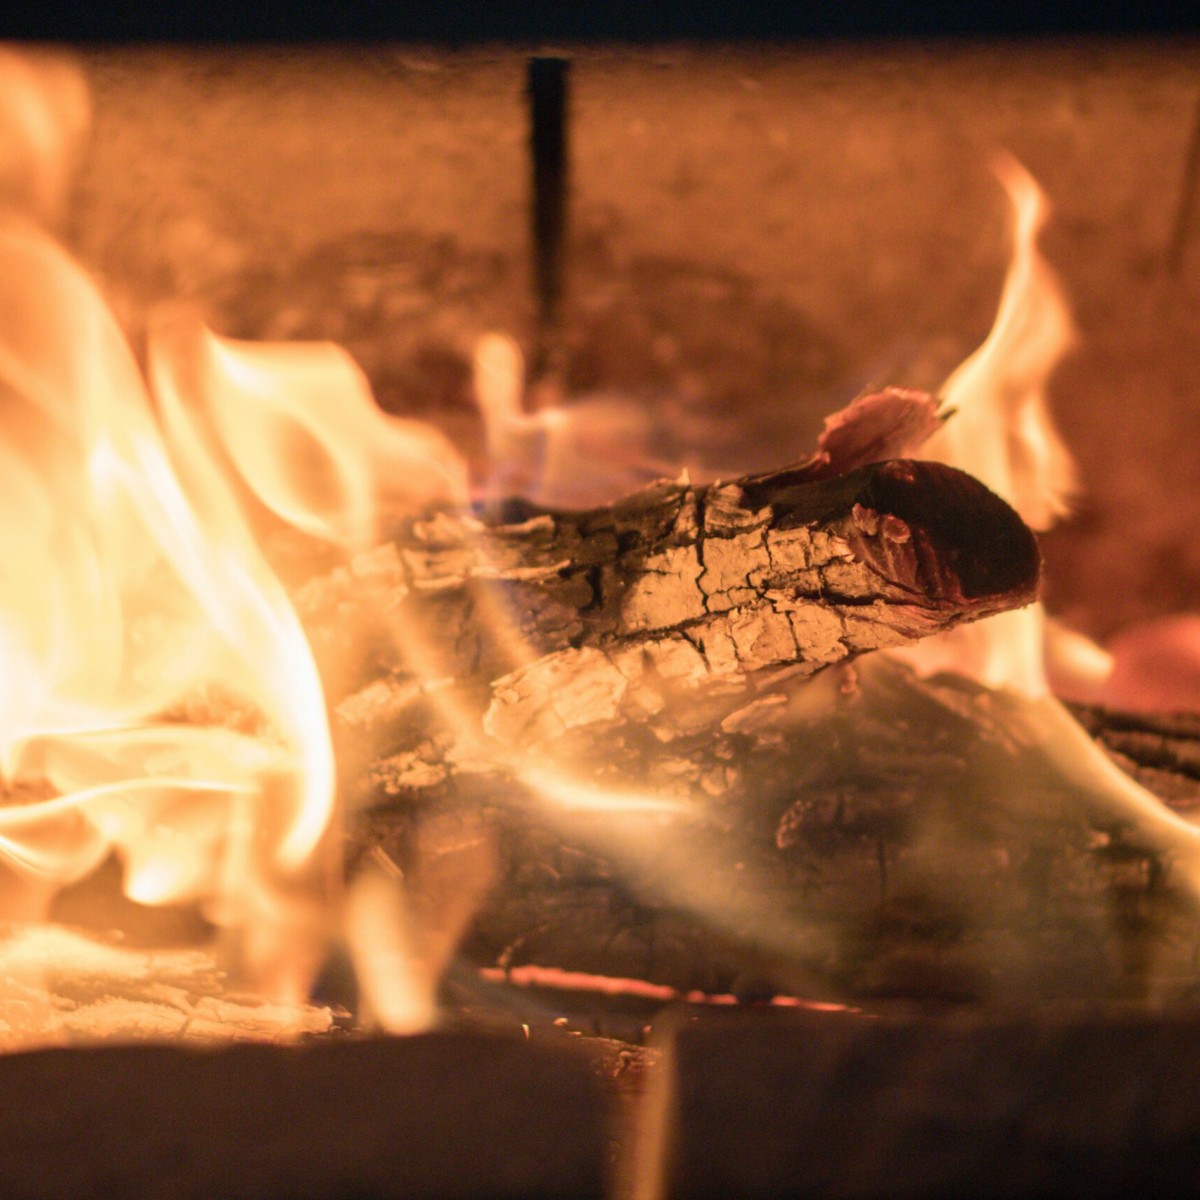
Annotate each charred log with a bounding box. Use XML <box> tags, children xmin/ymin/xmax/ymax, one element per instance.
<box><xmin>295</xmin><ymin>390</ymin><xmax>1200</xmax><ymax>1008</ymax></box>
<box><xmin>351</xmin><ymin>659</ymin><xmax>1200</xmax><ymax>1008</ymax></box>
<box><xmin>299</xmin><ymin>445</ymin><xmax>1039</xmax><ymax>782</ymax></box>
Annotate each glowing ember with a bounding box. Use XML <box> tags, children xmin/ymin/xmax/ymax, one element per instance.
<box><xmin>477</xmin><ymin>963</ymin><xmax>852</xmax><ymax>1011</ymax></box>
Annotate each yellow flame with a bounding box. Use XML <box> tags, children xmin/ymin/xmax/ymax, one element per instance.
<box><xmin>0</xmin><ymin>215</ymin><xmax>335</xmax><ymax>998</ymax></box>
<box><xmin>154</xmin><ymin>322</ymin><xmax>468</xmax><ymax>552</ymax></box>
<box><xmin>0</xmin><ymin>50</ymin><xmax>462</xmax><ymax>1027</ymax></box>
<box><xmin>925</xmin><ymin>152</ymin><xmax>1076</xmax><ymax>530</ymax></box>
<box><xmin>472</xmin><ymin>332</ymin><xmax>674</xmax><ymax>508</ymax></box>
<box><xmin>901</xmin><ymin>154</ymin><xmax>1076</xmax><ymax>696</ymax></box>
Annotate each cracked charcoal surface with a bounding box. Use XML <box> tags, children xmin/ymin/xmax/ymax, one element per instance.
<box><xmin>299</xmin><ymin>455</ymin><xmax>1039</xmax><ymax>766</ymax></box>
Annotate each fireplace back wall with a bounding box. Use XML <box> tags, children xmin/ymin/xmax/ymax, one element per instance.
<box><xmin>62</xmin><ymin>41</ymin><xmax>1200</xmax><ymax>640</ymax></box>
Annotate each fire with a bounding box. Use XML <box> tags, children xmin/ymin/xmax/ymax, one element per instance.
<box><xmin>152</xmin><ymin>320</ymin><xmax>467</xmax><ymax>552</ymax></box>
<box><xmin>0</xmin><ymin>40</ymin><xmax>1196</xmax><ymax>1048</ymax></box>
<box><xmin>0</xmin><ymin>47</ymin><xmax>88</xmax><ymax>226</ymax></box>
<box><xmin>0</xmin><ymin>47</ymin><xmax>487</xmax><ymax>1040</ymax></box>
<box><xmin>904</xmin><ymin>154</ymin><xmax>1200</xmax><ymax>897</ymax></box>
<box><xmin>0</xmin><ymin>210</ymin><xmax>339</xmax><ymax>998</ymax></box>
<box><xmin>472</xmin><ymin>331</ymin><xmax>675</xmax><ymax>508</ymax></box>
<box><xmin>0</xmin><ymin>54</ymin><xmax>361</xmax><ymax>1028</ymax></box>
<box><xmin>926</xmin><ymin>152</ymin><xmax>1077</xmax><ymax>533</ymax></box>
<box><xmin>900</xmin><ymin>153</ymin><xmax>1075</xmax><ymax>695</ymax></box>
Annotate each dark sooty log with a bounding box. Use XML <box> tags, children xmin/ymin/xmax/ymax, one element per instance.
<box><xmin>355</xmin><ymin>659</ymin><xmax>1200</xmax><ymax>1007</ymax></box>
<box><xmin>641</xmin><ymin>1006</ymin><xmax>1200</xmax><ymax>1200</ymax></box>
<box><xmin>0</xmin><ymin>1032</ymin><xmax>606</xmax><ymax>1200</ymax></box>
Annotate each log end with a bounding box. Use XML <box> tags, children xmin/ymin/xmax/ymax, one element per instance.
<box><xmin>852</xmin><ymin>459</ymin><xmax>1041</xmax><ymax>612</ymax></box>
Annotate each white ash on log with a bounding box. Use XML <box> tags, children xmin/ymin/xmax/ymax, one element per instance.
<box><xmin>0</xmin><ymin>924</ymin><xmax>335</xmax><ymax>1050</ymax></box>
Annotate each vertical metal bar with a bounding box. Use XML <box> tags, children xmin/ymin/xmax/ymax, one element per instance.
<box><xmin>527</xmin><ymin>54</ymin><xmax>571</xmax><ymax>386</ymax></box>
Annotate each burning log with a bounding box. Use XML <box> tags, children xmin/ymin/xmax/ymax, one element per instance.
<box><xmin>299</xmin><ymin>390</ymin><xmax>1039</xmax><ymax>766</ymax></box>
<box><xmin>266</xmin><ymin>382</ymin><xmax>1200</xmax><ymax>1014</ymax></box>
<box><xmin>284</xmin><ymin>383</ymin><xmax>1197</xmax><ymax>1009</ymax></box>
<box><xmin>349</xmin><ymin>655</ymin><xmax>1200</xmax><ymax>1008</ymax></box>
<box><xmin>280</xmin><ymin>390</ymin><xmax>1175</xmax><ymax>1010</ymax></box>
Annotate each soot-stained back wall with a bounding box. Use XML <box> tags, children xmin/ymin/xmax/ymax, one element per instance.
<box><xmin>63</xmin><ymin>42</ymin><xmax>1200</xmax><ymax>639</ymax></box>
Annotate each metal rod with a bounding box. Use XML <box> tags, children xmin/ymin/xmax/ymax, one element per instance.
<box><xmin>527</xmin><ymin>54</ymin><xmax>571</xmax><ymax>385</ymax></box>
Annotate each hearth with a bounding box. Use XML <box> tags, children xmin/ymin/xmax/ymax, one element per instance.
<box><xmin>0</xmin><ymin>29</ymin><xmax>1199</xmax><ymax>1200</ymax></box>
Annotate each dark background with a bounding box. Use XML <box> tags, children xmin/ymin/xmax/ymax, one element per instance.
<box><xmin>2</xmin><ymin>3</ymin><xmax>1199</xmax><ymax>45</ymax></box>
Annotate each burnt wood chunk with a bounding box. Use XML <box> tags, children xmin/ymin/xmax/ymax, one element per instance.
<box><xmin>355</xmin><ymin>660</ymin><xmax>1200</xmax><ymax>1008</ymax></box>
<box><xmin>293</xmin><ymin>391</ymin><xmax>1062</xmax><ymax>1006</ymax></box>
<box><xmin>298</xmin><ymin>389</ymin><xmax>1037</xmax><ymax>766</ymax></box>
<box><xmin>642</xmin><ymin>1007</ymin><xmax>1200</xmax><ymax>1200</ymax></box>
<box><xmin>0</xmin><ymin>1032</ymin><xmax>606</xmax><ymax>1200</ymax></box>
<box><xmin>300</xmin><ymin>443</ymin><xmax>1039</xmax><ymax>772</ymax></box>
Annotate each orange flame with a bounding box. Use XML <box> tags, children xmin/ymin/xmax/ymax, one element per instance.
<box><xmin>155</xmin><ymin>321</ymin><xmax>468</xmax><ymax>552</ymax></box>
<box><xmin>901</xmin><ymin>154</ymin><xmax>1076</xmax><ymax>695</ymax></box>
<box><xmin>0</xmin><ymin>212</ymin><xmax>337</xmax><ymax>1000</ymax></box>
<box><xmin>925</xmin><ymin>152</ymin><xmax>1076</xmax><ymax>531</ymax></box>
<box><xmin>0</xmin><ymin>40</ymin><xmax>476</xmax><ymax>1029</ymax></box>
<box><xmin>472</xmin><ymin>332</ymin><xmax>674</xmax><ymax>508</ymax></box>
<box><xmin>2</xmin><ymin>273</ymin><xmax>478</xmax><ymax>1017</ymax></box>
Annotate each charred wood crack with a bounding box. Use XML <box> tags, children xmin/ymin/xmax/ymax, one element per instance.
<box><xmin>299</xmin><ymin>451</ymin><xmax>1040</xmax><ymax>770</ymax></box>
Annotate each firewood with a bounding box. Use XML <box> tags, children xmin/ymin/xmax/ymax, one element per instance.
<box><xmin>639</xmin><ymin>1007</ymin><xmax>1200</xmax><ymax>1200</ymax></box>
<box><xmin>1070</xmin><ymin>705</ymin><xmax>1200</xmax><ymax>807</ymax></box>
<box><xmin>288</xmin><ymin>390</ymin><xmax>1128</xmax><ymax>1006</ymax></box>
<box><xmin>297</xmin><ymin>393</ymin><xmax>1038</xmax><ymax>781</ymax></box>
<box><xmin>300</xmin><ymin>389</ymin><xmax>1200</xmax><ymax>1008</ymax></box>
<box><xmin>351</xmin><ymin>657</ymin><xmax>1200</xmax><ymax>1008</ymax></box>
<box><xmin>279</xmin><ymin>366</ymin><xmax>1200</xmax><ymax>1007</ymax></box>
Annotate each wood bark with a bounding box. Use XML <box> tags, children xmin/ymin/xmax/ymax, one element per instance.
<box><xmin>350</xmin><ymin>658</ymin><xmax>1200</xmax><ymax>1009</ymax></box>
<box><xmin>288</xmin><ymin>391</ymin><xmax>1200</xmax><ymax>1009</ymax></box>
<box><xmin>297</xmin><ymin>448</ymin><xmax>1039</xmax><ymax>784</ymax></box>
